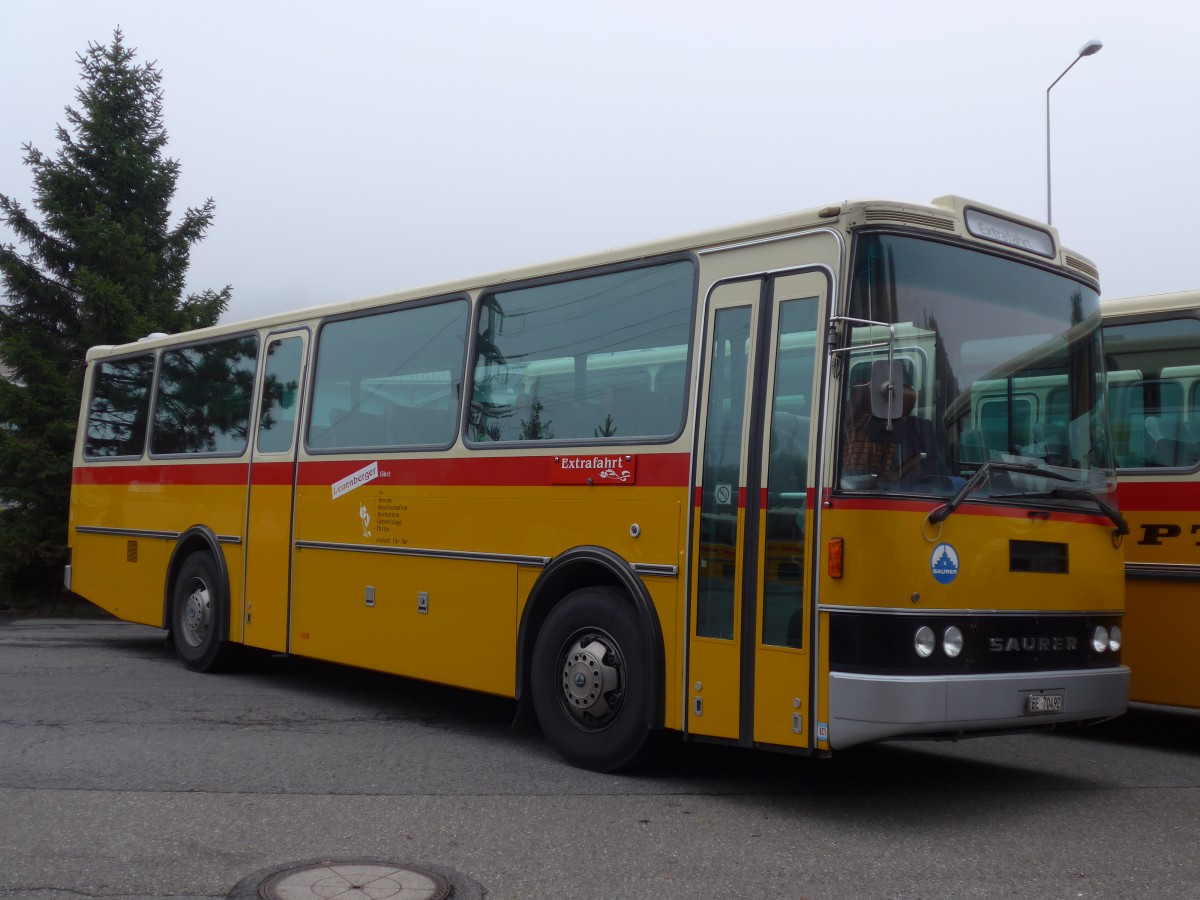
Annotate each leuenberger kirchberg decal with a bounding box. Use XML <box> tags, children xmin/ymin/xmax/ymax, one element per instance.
<box><xmin>331</xmin><ymin>461</ymin><xmax>380</xmax><ymax>499</ymax></box>
<box><xmin>551</xmin><ymin>454</ymin><xmax>636</xmax><ymax>485</ymax></box>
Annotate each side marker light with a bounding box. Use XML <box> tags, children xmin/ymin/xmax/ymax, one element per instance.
<box><xmin>828</xmin><ymin>537</ymin><xmax>844</xmax><ymax>579</ymax></box>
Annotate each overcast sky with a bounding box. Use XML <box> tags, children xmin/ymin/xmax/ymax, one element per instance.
<box><xmin>2</xmin><ymin>1</ymin><xmax>1195</xmax><ymax>326</ymax></box>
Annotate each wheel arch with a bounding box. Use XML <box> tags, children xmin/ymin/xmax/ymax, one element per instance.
<box><xmin>516</xmin><ymin>545</ymin><xmax>666</xmax><ymax>730</ymax></box>
<box><xmin>162</xmin><ymin>526</ymin><xmax>232</xmax><ymax>636</ymax></box>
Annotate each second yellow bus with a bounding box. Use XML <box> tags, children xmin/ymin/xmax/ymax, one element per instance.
<box><xmin>1102</xmin><ymin>289</ymin><xmax>1200</xmax><ymax>708</ymax></box>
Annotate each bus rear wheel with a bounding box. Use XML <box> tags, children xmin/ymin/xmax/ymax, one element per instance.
<box><xmin>171</xmin><ymin>553</ymin><xmax>230</xmax><ymax>672</ymax></box>
<box><xmin>531</xmin><ymin>587</ymin><xmax>652</xmax><ymax>772</ymax></box>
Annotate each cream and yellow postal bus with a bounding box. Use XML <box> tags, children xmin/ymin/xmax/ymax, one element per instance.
<box><xmin>1102</xmin><ymin>289</ymin><xmax>1200</xmax><ymax>708</ymax></box>
<box><xmin>68</xmin><ymin>196</ymin><xmax>1129</xmax><ymax>770</ymax></box>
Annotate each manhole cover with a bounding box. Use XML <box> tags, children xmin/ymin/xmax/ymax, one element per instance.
<box><xmin>258</xmin><ymin>862</ymin><xmax>451</xmax><ymax>900</ymax></box>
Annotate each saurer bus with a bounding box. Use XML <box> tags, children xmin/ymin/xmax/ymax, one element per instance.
<box><xmin>67</xmin><ymin>196</ymin><xmax>1129</xmax><ymax>770</ymax></box>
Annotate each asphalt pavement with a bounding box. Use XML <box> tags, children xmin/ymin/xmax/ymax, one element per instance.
<box><xmin>2</xmin><ymin>615</ymin><xmax>1198</xmax><ymax>899</ymax></box>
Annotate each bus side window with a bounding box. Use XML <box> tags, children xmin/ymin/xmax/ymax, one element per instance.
<box><xmin>603</xmin><ymin>370</ymin><xmax>667</xmax><ymax>438</ymax></box>
<box><xmin>257</xmin><ymin>336</ymin><xmax>303</xmax><ymax>454</ymax></box>
<box><xmin>309</xmin><ymin>299</ymin><xmax>467</xmax><ymax>451</ymax></box>
<box><xmin>469</xmin><ymin>260</ymin><xmax>695</xmax><ymax>445</ymax></box>
<box><xmin>1104</xmin><ymin>316</ymin><xmax>1200</xmax><ymax>470</ymax></box>
<box><xmin>654</xmin><ymin>362</ymin><xmax>686</xmax><ymax>417</ymax></box>
<box><xmin>151</xmin><ymin>335</ymin><xmax>259</xmax><ymax>456</ymax></box>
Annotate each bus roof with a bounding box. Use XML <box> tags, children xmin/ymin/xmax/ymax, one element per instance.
<box><xmin>86</xmin><ymin>195</ymin><xmax>1090</xmax><ymax>361</ymax></box>
<box><xmin>1102</xmin><ymin>289</ymin><xmax>1200</xmax><ymax>319</ymax></box>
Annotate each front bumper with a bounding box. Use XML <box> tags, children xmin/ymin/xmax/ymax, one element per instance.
<box><xmin>828</xmin><ymin>665</ymin><xmax>1130</xmax><ymax>749</ymax></box>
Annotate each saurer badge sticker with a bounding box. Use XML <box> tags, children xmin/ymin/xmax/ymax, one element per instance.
<box><xmin>930</xmin><ymin>542</ymin><xmax>959</xmax><ymax>584</ymax></box>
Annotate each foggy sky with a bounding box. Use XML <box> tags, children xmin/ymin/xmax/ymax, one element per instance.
<box><xmin>2</xmin><ymin>1</ymin><xmax>1195</xmax><ymax>326</ymax></box>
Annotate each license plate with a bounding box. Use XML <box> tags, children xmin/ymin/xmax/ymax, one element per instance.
<box><xmin>1026</xmin><ymin>693</ymin><xmax>1063</xmax><ymax>714</ymax></box>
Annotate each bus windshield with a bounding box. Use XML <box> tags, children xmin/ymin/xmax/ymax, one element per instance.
<box><xmin>838</xmin><ymin>234</ymin><xmax>1114</xmax><ymax>502</ymax></box>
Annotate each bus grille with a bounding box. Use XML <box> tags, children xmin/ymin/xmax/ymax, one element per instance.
<box><xmin>862</xmin><ymin>210</ymin><xmax>956</xmax><ymax>231</ymax></box>
<box><xmin>1010</xmin><ymin>540</ymin><xmax>1068</xmax><ymax>574</ymax></box>
<box><xmin>1065</xmin><ymin>254</ymin><xmax>1099</xmax><ymax>280</ymax></box>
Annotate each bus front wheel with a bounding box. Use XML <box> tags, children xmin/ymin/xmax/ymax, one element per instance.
<box><xmin>531</xmin><ymin>587</ymin><xmax>652</xmax><ymax>772</ymax></box>
<box><xmin>170</xmin><ymin>553</ymin><xmax>230</xmax><ymax>673</ymax></box>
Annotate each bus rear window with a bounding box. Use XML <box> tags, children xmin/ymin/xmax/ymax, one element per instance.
<box><xmin>84</xmin><ymin>354</ymin><xmax>155</xmax><ymax>459</ymax></box>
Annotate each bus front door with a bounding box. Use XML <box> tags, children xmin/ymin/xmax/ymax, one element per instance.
<box><xmin>242</xmin><ymin>330</ymin><xmax>308</xmax><ymax>652</ymax></box>
<box><xmin>689</xmin><ymin>272</ymin><xmax>824</xmax><ymax>750</ymax></box>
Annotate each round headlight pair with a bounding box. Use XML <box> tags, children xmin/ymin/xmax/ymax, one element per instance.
<box><xmin>1092</xmin><ymin>624</ymin><xmax>1122</xmax><ymax>653</ymax></box>
<box><xmin>914</xmin><ymin>625</ymin><xmax>963</xmax><ymax>658</ymax></box>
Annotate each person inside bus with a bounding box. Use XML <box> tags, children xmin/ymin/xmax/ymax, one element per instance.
<box><xmin>842</xmin><ymin>381</ymin><xmax>951</xmax><ymax>488</ymax></box>
<box><xmin>894</xmin><ymin>401</ymin><xmax>952</xmax><ymax>483</ymax></box>
<box><xmin>842</xmin><ymin>382</ymin><xmax>896</xmax><ymax>482</ymax></box>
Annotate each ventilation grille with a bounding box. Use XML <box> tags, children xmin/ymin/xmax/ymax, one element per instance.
<box><xmin>1010</xmin><ymin>540</ymin><xmax>1068</xmax><ymax>574</ymax></box>
<box><xmin>863</xmin><ymin>210</ymin><xmax>956</xmax><ymax>231</ymax></box>
<box><xmin>126</xmin><ymin>540</ymin><xmax>138</xmax><ymax>563</ymax></box>
<box><xmin>1065</xmin><ymin>254</ymin><xmax>1099</xmax><ymax>280</ymax></box>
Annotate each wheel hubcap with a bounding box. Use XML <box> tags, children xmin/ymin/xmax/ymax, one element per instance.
<box><xmin>560</xmin><ymin>635</ymin><xmax>621</xmax><ymax>723</ymax></box>
<box><xmin>181</xmin><ymin>579</ymin><xmax>211</xmax><ymax>648</ymax></box>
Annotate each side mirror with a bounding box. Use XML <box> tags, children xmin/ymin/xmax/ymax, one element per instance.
<box><xmin>869</xmin><ymin>359</ymin><xmax>904</xmax><ymax>421</ymax></box>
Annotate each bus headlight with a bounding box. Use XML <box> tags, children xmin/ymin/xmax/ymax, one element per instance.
<box><xmin>943</xmin><ymin>625</ymin><xmax>964</xmax><ymax>658</ymax></box>
<box><xmin>1108</xmin><ymin>625</ymin><xmax>1122</xmax><ymax>652</ymax></box>
<box><xmin>1091</xmin><ymin>625</ymin><xmax>1109</xmax><ymax>653</ymax></box>
<box><xmin>914</xmin><ymin>625</ymin><xmax>935</xmax><ymax>658</ymax></box>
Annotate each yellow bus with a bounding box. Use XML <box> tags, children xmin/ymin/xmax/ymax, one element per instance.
<box><xmin>1101</xmin><ymin>289</ymin><xmax>1200</xmax><ymax>708</ymax></box>
<box><xmin>67</xmin><ymin>196</ymin><xmax>1129</xmax><ymax>771</ymax></box>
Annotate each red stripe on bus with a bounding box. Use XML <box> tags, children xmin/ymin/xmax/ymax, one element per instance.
<box><xmin>1116</xmin><ymin>480</ymin><xmax>1200</xmax><ymax>511</ymax></box>
<box><xmin>693</xmin><ymin>487</ymin><xmax>811</xmax><ymax>510</ymax></box>
<box><xmin>297</xmin><ymin>454</ymin><xmax>690</xmax><ymax>487</ymax></box>
<box><xmin>831</xmin><ymin>494</ymin><xmax>1110</xmax><ymax>525</ymax></box>
<box><xmin>72</xmin><ymin>462</ymin><xmax>250</xmax><ymax>486</ymax></box>
<box><xmin>74</xmin><ymin>452</ymin><xmax>692</xmax><ymax>489</ymax></box>
<box><xmin>250</xmin><ymin>461</ymin><xmax>297</xmax><ymax>485</ymax></box>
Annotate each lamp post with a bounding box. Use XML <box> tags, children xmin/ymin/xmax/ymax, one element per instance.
<box><xmin>1046</xmin><ymin>39</ymin><xmax>1103</xmax><ymax>225</ymax></box>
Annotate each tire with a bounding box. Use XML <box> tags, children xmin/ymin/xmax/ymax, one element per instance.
<box><xmin>170</xmin><ymin>553</ymin><xmax>230</xmax><ymax>672</ymax></box>
<box><xmin>530</xmin><ymin>586</ymin><xmax>653</xmax><ymax>772</ymax></box>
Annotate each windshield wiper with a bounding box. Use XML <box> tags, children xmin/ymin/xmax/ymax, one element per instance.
<box><xmin>928</xmin><ymin>461</ymin><xmax>1072</xmax><ymax>526</ymax></box>
<box><xmin>1052</xmin><ymin>489</ymin><xmax>1130</xmax><ymax>535</ymax></box>
<box><xmin>992</xmin><ymin>487</ymin><xmax>1130</xmax><ymax>536</ymax></box>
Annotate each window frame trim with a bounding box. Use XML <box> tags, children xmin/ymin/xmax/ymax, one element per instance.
<box><xmin>82</xmin><ymin>350</ymin><xmax>159</xmax><ymax>461</ymax></box>
<box><xmin>1104</xmin><ymin>310</ymin><xmax>1200</xmax><ymax>476</ymax></box>
<box><xmin>463</xmin><ymin>252</ymin><xmax>700</xmax><ymax>450</ymax></box>
<box><xmin>303</xmin><ymin>292</ymin><xmax>472</xmax><ymax>456</ymax></box>
<box><xmin>147</xmin><ymin>331</ymin><xmax>261</xmax><ymax>460</ymax></box>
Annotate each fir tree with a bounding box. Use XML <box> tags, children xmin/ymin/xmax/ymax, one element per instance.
<box><xmin>0</xmin><ymin>29</ymin><xmax>231</xmax><ymax>591</ymax></box>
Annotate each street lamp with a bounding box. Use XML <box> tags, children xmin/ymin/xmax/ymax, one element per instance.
<box><xmin>1046</xmin><ymin>39</ymin><xmax>1103</xmax><ymax>224</ymax></box>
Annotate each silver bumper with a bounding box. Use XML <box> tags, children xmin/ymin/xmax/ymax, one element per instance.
<box><xmin>828</xmin><ymin>666</ymin><xmax>1130</xmax><ymax>749</ymax></box>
